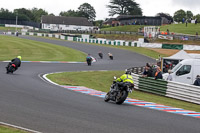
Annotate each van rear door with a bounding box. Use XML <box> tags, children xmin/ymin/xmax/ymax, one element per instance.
<box><xmin>174</xmin><ymin>65</ymin><xmax>193</xmax><ymax>84</ymax></box>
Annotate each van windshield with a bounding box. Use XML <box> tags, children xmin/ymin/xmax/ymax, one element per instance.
<box><xmin>172</xmin><ymin>63</ymin><xmax>182</xmax><ymax>73</ymax></box>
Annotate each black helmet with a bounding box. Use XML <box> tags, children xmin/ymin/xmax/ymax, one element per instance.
<box><xmin>125</xmin><ymin>70</ymin><xmax>131</xmax><ymax>75</ymax></box>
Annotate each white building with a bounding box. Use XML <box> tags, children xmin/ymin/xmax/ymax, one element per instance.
<box><xmin>41</xmin><ymin>16</ymin><xmax>94</xmax><ymax>31</ymax></box>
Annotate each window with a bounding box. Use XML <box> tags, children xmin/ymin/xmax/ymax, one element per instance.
<box><xmin>172</xmin><ymin>63</ymin><xmax>182</xmax><ymax>73</ymax></box>
<box><xmin>176</xmin><ymin>65</ymin><xmax>191</xmax><ymax>76</ymax></box>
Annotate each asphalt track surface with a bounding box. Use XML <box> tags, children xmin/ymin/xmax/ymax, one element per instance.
<box><xmin>0</xmin><ymin>35</ymin><xmax>200</xmax><ymax>133</ymax></box>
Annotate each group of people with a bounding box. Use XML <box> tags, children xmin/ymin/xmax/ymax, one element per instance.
<box><xmin>86</xmin><ymin>51</ymin><xmax>114</xmax><ymax>66</ymax></box>
<box><xmin>142</xmin><ymin>63</ymin><xmax>163</xmax><ymax>80</ymax></box>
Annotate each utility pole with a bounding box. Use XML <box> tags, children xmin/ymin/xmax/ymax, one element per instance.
<box><xmin>15</xmin><ymin>11</ymin><xmax>18</xmax><ymax>32</ymax></box>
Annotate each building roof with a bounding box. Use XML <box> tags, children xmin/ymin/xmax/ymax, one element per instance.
<box><xmin>103</xmin><ymin>18</ymin><xmax>117</xmax><ymax>24</ymax></box>
<box><xmin>41</xmin><ymin>16</ymin><xmax>93</xmax><ymax>26</ymax></box>
<box><xmin>116</xmin><ymin>15</ymin><xmax>162</xmax><ymax>20</ymax></box>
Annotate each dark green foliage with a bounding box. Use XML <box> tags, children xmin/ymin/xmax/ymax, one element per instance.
<box><xmin>107</xmin><ymin>0</ymin><xmax>142</xmax><ymax>16</ymax></box>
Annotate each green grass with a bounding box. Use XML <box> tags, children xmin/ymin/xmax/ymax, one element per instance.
<box><xmin>0</xmin><ymin>125</ymin><xmax>27</xmax><ymax>133</ymax></box>
<box><xmin>76</xmin><ymin>41</ymin><xmax>166</xmax><ymax>59</ymax></box>
<box><xmin>40</xmin><ymin>35</ymin><xmax>166</xmax><ymax>59</ymax></box>
<box><xmin>101</xmin><ymin>25</ymin><xmax>144</xmax><ymax>32</ymax></box>
<box><xmin>160</xmin><ymin>23</ymin><xmax>200</xmax><ymax>35</ymax></box>
<box><xmin>93</xmin><ymin>34</ymin><xmax>143</xmax><ymax>41</ymax></box>
<box><xmin>47</xmin><ymin>71</ymin><xmax>200</xmax><ymax>112</ymax></box>
<box><xmin>0</xmin><ymin>27</ymin><xmax>20</xmax><ymax>31</ymax></box>
<box><xmin>0</xmin><ymin>35</ymin><xmax>86</xmax><ymax>61</ymax></box>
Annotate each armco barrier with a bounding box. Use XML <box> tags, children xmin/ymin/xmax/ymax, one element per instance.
<box><xmin>132</xmin><ymin>73</ymin><xmax>200</xmax><ymax>104</ymax></box>
<box><xmin>167</xmin><ymin>81</ymin><xmax>200</xmax><ymax>104</ymax></box>
<box><xmin>138</xmin><ymin>77</ymin><xmax>167</xmax><ymax>96</ymax></box>
<box><xmin>132</xmin><ymin>74</ymin><xmax>139</xmax><ymax>90</ymax></box>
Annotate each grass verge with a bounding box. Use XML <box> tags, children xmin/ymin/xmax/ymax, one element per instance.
<box><xmin>37</xmin><ymin>35</ymin><xmax>166</xmax><ymax>59</ymax></box>
<box><xmin>47</xmin><ymin>71</ymin><xmax>200</xmax><ymax>112</ymax></box>
<box><xmin>0</xmin><ymin>35</ymin><xmax>86</xmax><ymax>61</ymax></box>
<box><xmin>101</xmin><ymin>25</ymin><xmax>144</xmax><ymax>32</ymax></box>
<box><xmin>101</xmin><ymin>24</ymin><xmax>200</xmax><ymax>35</ymax></box>
<box><xmin>0</xmin><ymin>125</ymin><xmax>27</xmax><ymax>133</ymax></box>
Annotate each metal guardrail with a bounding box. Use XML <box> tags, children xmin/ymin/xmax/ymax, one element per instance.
<box><xmin>127</xmin><ymin>67</ymin><xmax>145</xmax><ymax>75</ymax></box>
<box><xmin>132</xmin><ymin>73</ymin><xmax>200</xmax><ymax>105</ymax></box>
<box><xmin>167</xmin><ymin>81</ymin><xmax>200</xmax><ymax>104</ymax></box>
<box><xmin>139</xmin><ymin>77</ymin><xmax>167</xmax><ymax>96</ymax></box>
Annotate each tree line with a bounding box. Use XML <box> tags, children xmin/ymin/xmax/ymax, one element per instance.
<box><xmin>0</xmin><ymin>0</ymin><xmax>200</xmax><ymax>24</ymax></box>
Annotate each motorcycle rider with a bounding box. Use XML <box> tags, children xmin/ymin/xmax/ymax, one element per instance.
<box><xmin>112</xmin><ymin>71</ymin><xmax>134</xmax><ymax>93</ymax></box>
<box><xmin>6</xmin><ymin>56</ymin><xmax>22</xmax><ymax>72</ymax></box>
<box><xmin>98</xmin><ymin>51</ymin><xmax>103</xmax><ymax>59</ymax></box>
<box><xmin>86</xmin><ymin>54</ymin><xmax>92</xmax><ymax>66</ymax></box>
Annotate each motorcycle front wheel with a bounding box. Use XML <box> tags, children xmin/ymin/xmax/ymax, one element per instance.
<box><xmin>104</xmin><ymin>92</ymin><xmax>111</xmax><ymax>102</ymax></box>
<box><xmin>115</xmin><ymin>90</ymin><xmax>128</xmax><ymax>104</ymax></box>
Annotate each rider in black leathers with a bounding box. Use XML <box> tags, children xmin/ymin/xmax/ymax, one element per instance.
<box><xmin>6</xmin><ymin>56</ymin><xmax>21</xmax><ymax>72</ymax></box>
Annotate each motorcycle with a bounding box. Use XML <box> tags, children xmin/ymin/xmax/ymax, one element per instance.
<box><xmin>6</xmin><ymin>63</ymin><xmax>16</xmax><ymax>74</ymax></box>
<box><xmin>98</xmin><ymin>53</ymin><xmax>103</xmax><ymax>59</ymax></box>
<box><xmin>86</xmin><ymin>58</ymin><xmax>92</xmax><ymax>66</ymax></box>
<box><xmin>104</xmin><ymin>77</ymin><xmax>134</xmax><ymax>104</ymax></box>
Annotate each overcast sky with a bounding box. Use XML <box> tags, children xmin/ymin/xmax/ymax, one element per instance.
<box><xmin>0</xmin><ymin>0</ymin><xmax>199</xmax><ymax>20</ymax></box>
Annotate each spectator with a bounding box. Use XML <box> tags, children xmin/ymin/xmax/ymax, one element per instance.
<box><xmin>167</xmin><ymin>29</ymin><xmax>169</xmax><ymax>35</ymax></box>
<box><xmin>196</xmin><ymin>32</ymin><xmax>198</xmax><ymax>40</ymax></box>
<box><xmin>186</xmin><ymin>19</ymin><xmax>188</xmax><ymax>27</ymax></box>
<box><xmin>142</xmin><ymin>66</ymin><xmax>153</xmax><ymax>77</ymax></box>
<box><xmin>155</xmin><ymin>66</ymin><xmax>163</xmax><ymax>80</ymax></box>
<box><xmin>167</xmin><ymin>70</ymin><xmax>173</xmax><ymax>81</ymax></box>
<box><xmin>193</xmin><ymin>75</ymin><xmax>200</xmax><ymax>86</ymax></box>
<box><xmin>195</xmin><ymin>19</ymin><xmax>198</xmax><ymax>24</ymax></box>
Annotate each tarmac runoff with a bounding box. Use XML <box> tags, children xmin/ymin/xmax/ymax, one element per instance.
<box><xmin>42</xmin><ymin>72</ymin><xmax>200</xmax><ymax>119</ymax></box>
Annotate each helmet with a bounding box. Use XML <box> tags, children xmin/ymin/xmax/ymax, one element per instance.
<box><xmin>125</xmin><ymin>70</ymin><xmax>131</xmax><ymax>75</ymax></box>
<box><xmin>17</xmin><ymin>56</ymin><xmax>22</xmax><ymax>60</ymax></box>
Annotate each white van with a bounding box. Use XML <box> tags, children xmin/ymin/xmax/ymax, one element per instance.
<box><xmin>163</xmin><ymin>59</ymin><xmax>200</xmax><ymax>84</ymax></box>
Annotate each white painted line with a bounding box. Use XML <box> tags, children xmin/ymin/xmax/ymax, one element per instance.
<box><xmin>40</xmin><ymin>70</ymin><xmax>110</xmax><ymax>87</ymax></box>
<box><xmin>0</xmin><ymin>122</ymin><xmax>42</xmax><ymax>133</ymax></box>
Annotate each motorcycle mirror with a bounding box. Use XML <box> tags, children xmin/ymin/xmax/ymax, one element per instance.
<box><xmin>114</xmin><ymin>76</ymin><xmax>117</xmax><ymax>80</ymax></box>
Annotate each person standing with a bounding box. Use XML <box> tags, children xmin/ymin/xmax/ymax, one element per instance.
<box><xmin>193</xmin><ymin>75</ymin><xmax>200</xmax><ymax>86</ymax></box>
<box><xmin>155</xmin><ymin>67</ymin><xmax>163</xmax><ymax>80</ymax></box>
<box><xmin>167</xmin><ymin>70</ymin><xmax>173</xmax><ymax>81</ymax></box>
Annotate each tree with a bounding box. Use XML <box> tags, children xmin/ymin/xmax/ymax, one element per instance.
<box><xmin>186</xmin><ymin>11</ymin><xmax>193</xmax><ymax>19</ymax></box>
<box><xmin>173</xmin><ymin>9</ymin><xmax>186</xmax><ymax>22</ymax></box>
<box><xmin>194</xmin><ymin>14</ymin><xmax>200</xmax><ymax>23</ymax></box>
<box><xmin>78</xmin><ymin>3</ymin><xmax>96</xmax><ymax>21</ymax></box>
<box><xmin>31</xmin><ymin>8</ymin><xmax>48</xmax><ymax>22</ymax></box>
<box><xmin>93</xmin><ymin>20</ymin><xmax>104</xmax><ymax>27</ymax></box>
<box><xmin>59</xmin><ymin>10</ymin><xmax>80</xmax><ymax>17</ymax></box>
<box><xmin>0</xmin><ymin>8</ymin><xmax>15</xmax><ymax>19</ymax></box>
<box><xmin>14</xmin><ymin>8</ymin><xmax>34</xmax><ymax>21</ymax></box>
<box><xmin>107</xmin><ymin>0</ymin><xmax>142</xmax><ymax>16</ymax></box>
<box><xmin>156</xmin><ymin>12</ymin><xmax>173</xmax><ymax>23</ymax></box>
<box><xmin>49</xmin><ymin>13</ymin><xmax>55</xmax><ymax>16</ymax></box>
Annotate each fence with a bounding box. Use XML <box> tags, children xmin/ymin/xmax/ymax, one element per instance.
<box><xmin>0</xmin><ymin>19</ymin><xmax>40</xmax><ymax>28</ymax></box>
<box><xmin>132</xmin><ymin>73</ymin><xmax>200</xmax><ymax>104</ymax></box>
<box><xmin>6</xmin><ymin>31</ymin><xmax>200</xmax><ymax>51</ymax></box>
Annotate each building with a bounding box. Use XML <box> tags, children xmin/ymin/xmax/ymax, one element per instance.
<box><xmin>104</xmin><ymin>15</ymin><xmax>171</xmax><ymax>26</ymax></box>
<box><xmin>41</xmin><ymin>16</ymin><xmax>94</xmax><ymax>31</ymax></box>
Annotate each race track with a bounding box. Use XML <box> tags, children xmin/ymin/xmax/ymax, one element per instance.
<box><xmin>0</xmin><ymin>35</ymin><xmax>199</xmax><ymax>133</ymax></box>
